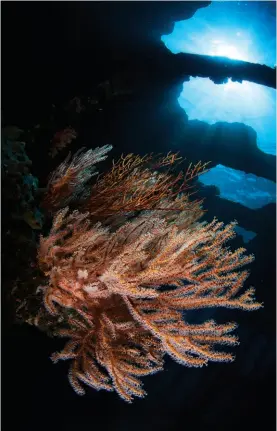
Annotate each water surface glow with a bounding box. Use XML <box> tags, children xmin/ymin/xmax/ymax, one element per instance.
<box><xmin>162</xmin><ymin>1</ymin><xmax>276</xmax><ymax>156</ymax></box>
<box><xmin>178</xmin><ymin>77</ymin><xmax>276</xmax><ymax>155</ymax></box>
<box><xmin>161</xmin><ymin>1</ymin><xmax>276</xmax><ymax>66</ymax></box>
<box><xmin>161</xmin><ymin>2</ymin><xmax>276</xmax><ymax>209</ymax></box>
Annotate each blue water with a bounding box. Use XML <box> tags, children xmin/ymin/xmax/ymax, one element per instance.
<box><xmin>162</xmin><ymin>2</ymin><xmax>276</xmax><ymax>67</ymax></box>
<box><xmin>161</xmin><ymin>1</ymin><xmax>276</xmax><ymax>210</ymax></box>
<box><xmin>177</xmin><ymin>78</ymin><xmax>276</xmax><ymax>156</ymax></box>
<box><xmin>234</xmin><ymin>226</ymin><xmax>256</xmax><ymax>244</ymax></box>
<box><xmin>199</xmin><ymin>164</ymin><xmax>276</xmax><ymax>209</ymax></box>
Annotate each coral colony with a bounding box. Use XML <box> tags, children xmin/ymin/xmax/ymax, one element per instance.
<box><xmin>29</xmin><ymin>145</ymin><xmax>262</xmax><ymax>402</ymax></box>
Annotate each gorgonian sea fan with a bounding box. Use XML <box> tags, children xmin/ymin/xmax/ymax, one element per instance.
<box><xmin>42</xmin><ymin>144</ymin><xmax>113</xmax><ymax>212</ymax></box>
<box><xmin>37</xmin><ymin>147</ymin><xmax>262</xmax><ymax>403</ymax></box>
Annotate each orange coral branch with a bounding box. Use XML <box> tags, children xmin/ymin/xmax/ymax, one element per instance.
<box><xmin>83</xmin><ymin>152</ymin><xmax>209</xmax><ymax>216</ymax></box>
<box><xmin>41</xmin><ymin>145</ymin><xmax>112</xmax><ymax>212</ymax></box>
<box><xmin>37</xmin><ymin>199</ymin><xmax>262</xmax><ymax>401</ymax></box>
